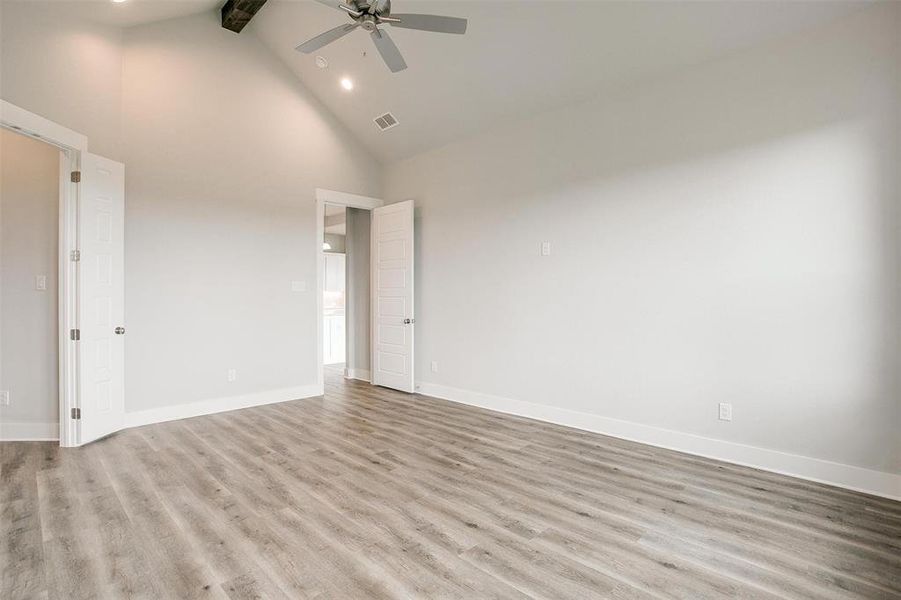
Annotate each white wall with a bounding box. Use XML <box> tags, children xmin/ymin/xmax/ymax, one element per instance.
<box><xmin>0</xmin><ymin>128</ymin><xmax>60</xmax><ymax>431</ymax></box>
<box><xmin>0</xmin><ymin>1</ymin><xmax>123</xmax><ymax>160</ymax></box>
<box><xmin>121</xmin><ymin>13</ymin><xmax>382</xmax><ymax>414</ymax></box>
<box><xmin>386</xmin><ymin>5</ymin><xmax>901</xmax><ymax>478</ymax></box>
<box><xmin>1</xmin><ymin>6</ymin><xmax>382</xmax><ymax>421</ymax></box>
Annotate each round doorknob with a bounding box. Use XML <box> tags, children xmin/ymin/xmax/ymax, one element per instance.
<box><xmin>115</xmin><ymin>327</ymin><xmax>125</xmax><ymax>335</ymax></box>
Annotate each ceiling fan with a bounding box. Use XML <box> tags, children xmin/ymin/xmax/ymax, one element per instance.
<box><xmin>296</xmin><ymin>0</ymin><xmax>468</xmax><ymax>73</ymax></box>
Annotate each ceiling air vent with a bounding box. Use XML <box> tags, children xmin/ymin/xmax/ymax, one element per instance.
<box><xmin>374</xmin><ymin>112</ymin><xmax>399</xmax><ymax>132</ymax></box>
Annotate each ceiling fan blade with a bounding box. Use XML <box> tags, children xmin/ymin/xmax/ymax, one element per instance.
<box><xmin>313</xmin><ymin>0</ymin><xmax>356</xmax><ymax>13</ymax></box>
<box><xmin>370</xmin><ymin>28</ymin><xmax>407</xmax><ymax>73</ymax></box>
<box><xmin>295</xmin><ymin>23</ymin><xmax>359</xmax><ymax>54</ymax></box>
<box><xmin>388</xmin><ymin>14</ymin><xmax>467</xmax><ymax>34</ymax></box>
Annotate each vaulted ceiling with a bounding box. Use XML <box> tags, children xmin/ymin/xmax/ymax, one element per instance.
<box><xmin>251</xmin><ymin>0</ymin><xmax>862</xmax><ymax>163</ymax></box>
<box><xmin>18</xmin><ymin>0</ymin><xmax>864</xmax><ymax>164</ymax></box>
<box><xmin>20</xmin><ymin>0</ymin><xmax>222</xmax><ymax>28</ymax></box>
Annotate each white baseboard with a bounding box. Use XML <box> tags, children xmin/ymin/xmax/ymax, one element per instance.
<box><xmin>344</xmin><ymin>368</ymin><xmax>371</xmax><ymax>382</ymax></box>
<box><xmin>415</xmin><ymin>381</ymin><xmax>901</xmax><ymax>501</ymax></box>
<box><xmin>125</xmin><ymin>384</ymin><xmax>322</xmax><ymax>429</ymax></box>
<box><xmin>0</xmin><ymin>420</ymin><xmax>60</xmax><ymax>441</ymax></box>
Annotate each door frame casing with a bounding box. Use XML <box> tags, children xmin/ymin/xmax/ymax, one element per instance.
<box><xmin>1</xmin><ymin>100</ymin><xmax>86</xmax><ymax>447</ymax></box>
<box><xmin>314</xmin><ymin>188</ymin><xmax>383</xmax><ymax>394</ymax></box>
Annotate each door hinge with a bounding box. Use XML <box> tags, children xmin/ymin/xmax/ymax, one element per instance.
<box><xmin>70</xmin><ymin>171</ymin><xmax>81</xmax><ymax>183</ymax></box>
<box><xmin>70</xmin><ymin>329</ymin><xmax>80</xmax><ymax>341</ymax></box>
<box><xmin>70</xmin><ymin>250</ymin><xmax>80</xmax><ymax>262</ymax></box>
<box><xmin>71</xmin><ymin>407</ymin><xmax>81</xmax><ymax>420</ymax></box>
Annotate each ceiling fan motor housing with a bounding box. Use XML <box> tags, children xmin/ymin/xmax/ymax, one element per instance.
<box><xmin>360</xmin><ymin>15</ymin><xmax>378</xmax><ymax>32</ymax></box>
<box><xmin>352</xmin><ymin>0</ymin><xmax>390</xmax><ymax>17</ymax></box>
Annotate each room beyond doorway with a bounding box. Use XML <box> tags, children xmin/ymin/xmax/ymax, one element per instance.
<box><xmin>314</xmin><ymin>188</ymin><xmax>383</xmax><ymax>393</ymax></box>
<box><xmin>323</xmin><ymin>204</ymin><xmax>346</xmax><ymax>367</ymax></box>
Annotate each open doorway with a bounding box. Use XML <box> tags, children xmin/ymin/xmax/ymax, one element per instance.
<box><xmin>320</xmin><ymin>200</ymin><xmax>374</xmax><ymax>384</ymax></box>
<box><xmin>322</xmin><ymin>204</ymin><xmax>347</xmax><ymax>372</ymax></box>
<box><xmin>315</xmin><ymin>190</ymin><xmax>416</xmax><ymax>395</ymax></box>
<box><xmin>315</xmin><ymin>189</ymin><xmax>383</xmax><ymax>392</ymax></box>
<box><xmin>0</xmin><ymin>128</ymin><xmax>60</xmax><ymax>440</ymax></box>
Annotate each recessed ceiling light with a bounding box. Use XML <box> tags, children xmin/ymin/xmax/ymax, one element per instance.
<box><xmin>111</xmin><ymin>0</ymin><xmax>128</xmax><ymax>3</ymax></box>
<box><xmin>340</xmin><ymin>77</ymin><xmax>354</xmax><ymax>91</ymax></box>
<box><xmin>315</xmin><ymin>56</ymin><xmax>329</xmax><ymax>69</ymax></box>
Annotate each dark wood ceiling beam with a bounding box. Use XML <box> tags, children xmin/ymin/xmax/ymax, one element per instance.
<box><xmin>221</xmin><ymin>0</ymin><xmax>268</xmax><ymax>33</ymax></box>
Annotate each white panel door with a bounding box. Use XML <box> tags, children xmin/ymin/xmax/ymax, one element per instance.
<box><xmin>371</xmin><ymin>200</ymin><xmax>414</xmax><ymax>392</ymax></box>
<box><xmin>78</xmin><ymin>153</ymin><xmax>125</xmax><ymax>444</ymax></box>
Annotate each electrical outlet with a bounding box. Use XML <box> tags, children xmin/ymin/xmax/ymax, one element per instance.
<box><xmin>227</xmin><ymin>369</ymin><xmax>237</xmax><ymax>382</ymax></box>
<box><xmin>718</xmin><ymin>402</ymin><xmax>733</xmax><ymax>421</ymax></box>
<box><xmin>35</xmin><ymin>275</ymin><xmax>47</xmax><ymax>291</ymax></box>
<box><xmin>540</xmin><ymin>241</ymin><xmax>551</xmax><ymax>256</ymax></box>
<box><xmin>0</xmin><ymin>390</ymin><xmax>9</xmax><ymax>406</ymax></box>
<box><xmin>431</xmin><ymin>361</ymin><xmax>439</xmax><ymax>373</ymax></box>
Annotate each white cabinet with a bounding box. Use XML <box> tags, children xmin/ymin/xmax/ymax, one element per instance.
<box><xmin>323</xmin><ymin>314</ymin><xmax>346</xmax><ymax>365</ymax></box>
<box><xmin>323</xmin><ymin>252</ymin><xmax>346</xmax><ymax>364</ymax></box>
<box><xmin>324</xmin><ymin>253</ymin><xmax>346</xmax><ymax>295</ymax></box>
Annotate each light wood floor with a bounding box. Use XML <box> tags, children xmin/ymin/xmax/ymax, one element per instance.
<box><xmin>3</xmin><ymin>372</ymin><xmax>901</xmax><ymax>600</ymax></box>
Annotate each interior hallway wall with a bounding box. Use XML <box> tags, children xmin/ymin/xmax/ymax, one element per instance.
<box><xmin>385</xmin><ymin>4</ymin><xmax>901</xmax><ymax>479</ymax></box>
<box><xmin>0</xmin><ymin>129</ymin><xmax>60</xmax><ymax>435</ymax></box>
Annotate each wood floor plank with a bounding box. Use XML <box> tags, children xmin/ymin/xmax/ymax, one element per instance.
<box><xmin>2</xmin><ymin>369</ymin><xmax>900</xmax><ymax>599</ymax></box>
<box><xmin>1</xmin><ymin>444</ymin><xmax>48</xmax><ymax>600</ymax></box>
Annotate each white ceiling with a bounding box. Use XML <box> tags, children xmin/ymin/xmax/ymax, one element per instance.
<box><xmin>22</xmin><ymin>0</ymin><xmax>864</xmax><ymax>164</ymax></box>
<box><xmin>24</xmin><ymin>0</ymin><xmax>221</xmax><ymax>28</ymax></box>
<box><xmin>250</xmin><ymin>0</ymin><xmax>863</xmax><ymax>163</ymax></box>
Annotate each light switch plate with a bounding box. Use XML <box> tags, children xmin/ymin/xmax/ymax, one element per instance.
<box><xmin>540</xmin><ymin>242</ymin><xmax>551</xmax><ymax>256</ymax></box>
<box><xmin>0</xmin><ymin>390</ymin><xmax>9</xmax><ymax>406</ymax></box>
<box><xmin>35</xmin><ymin>275</ymin><xmax>47</xmax><ymax>291</ymax></box>
<box><xmin>291</xmin><ymin>280</ymin><xmax>306</xmax><ymax>293</ymax></box>
<box><xmin>431</xmin><ymin>361</ymin><xmax>439</xmax><ymax>373</ymax></box>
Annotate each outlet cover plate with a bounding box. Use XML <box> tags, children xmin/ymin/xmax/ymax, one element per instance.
<box><xmin>718</xmin><ymin>402</ymin><xmax>733</xmax><ymax>421</ymax></box>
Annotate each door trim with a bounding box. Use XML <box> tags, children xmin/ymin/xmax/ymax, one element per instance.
<box><xmin>314</xmin><ymin>188</ymin><xmax>383</xmax><ymax>394</ymax></box>
<box><xmin>1</xmin><ymin>100</ymin><xmax>85</xmax><ymax>447</ymax></box>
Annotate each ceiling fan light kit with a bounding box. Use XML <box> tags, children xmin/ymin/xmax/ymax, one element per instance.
<box><xmin>296</xmin><ymin>0</ymin><xmax>468</xmax><ymax>73</ymax></box>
